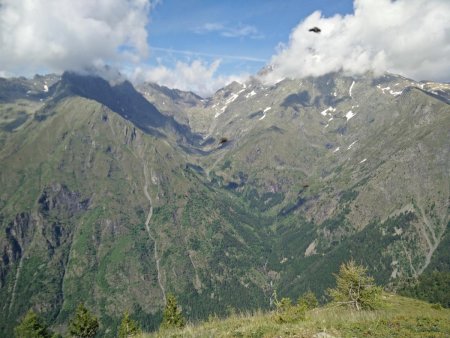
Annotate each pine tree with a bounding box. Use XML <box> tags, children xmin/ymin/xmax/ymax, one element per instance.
<box><xmin>14</xmin><ymin>310</ymin><xmax>52</xmax><ymax>338</ymax></box>
<box><xmin>327</xmin><ymin>260</ymin><xmax>383</xmax><ymax>310</ymax></box>
<box><xmin>68</xmin><ymin>303</ymin><xmax>99</xmax><ymax>338</ymax></box>
<box><xmin>118</xmin><ymin>312</ymin><xmax>141</xmax><ymax>338</ymax></box>
<box><xmin>160</xmin><ymin>294</ymin><xmax>186</xmax><ymax>330</ymax></box>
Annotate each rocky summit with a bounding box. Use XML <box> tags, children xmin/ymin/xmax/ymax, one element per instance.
<box><xmin>0</xmin><ymin>70</ymin><xmax>449</xmax><ymax>336</ymax></box>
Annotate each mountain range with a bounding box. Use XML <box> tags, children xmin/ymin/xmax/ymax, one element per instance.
<box><xmin>0</xmin><ymin>69</ymin><xmax>449</xmax><ymax>336</ymax></box>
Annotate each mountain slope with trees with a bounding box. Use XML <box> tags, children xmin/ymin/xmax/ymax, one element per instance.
<box><xmin>0</xmin><ymin>71</ymin><xmax>449</xmax><ymax>336</ymax></box>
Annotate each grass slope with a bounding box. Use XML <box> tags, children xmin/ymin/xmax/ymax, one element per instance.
<box><xmin>145</xmin><ymin>294</ymin><xmax>450</xmax><ymax>338</ymax></box>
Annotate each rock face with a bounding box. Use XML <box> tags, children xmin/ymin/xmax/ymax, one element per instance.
<box><xmin>0</xmin><ymin>71</ymin><xmax>449</xmax><ymax>336</ymax></box>
<box><xmin>0</xmin><ymin>184</ymin><xmax>90</xmax><ymax>331</ymax></box>
<box><xmin>1</xmin><ymin>213</ymin><xmax>34</xmax><ymax>287</ymax></box>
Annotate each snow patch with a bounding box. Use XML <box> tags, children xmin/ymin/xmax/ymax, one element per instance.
<box><xmin>245</xmin><ymin>90</ymin><xmax>256</xmax><ymax>98</ymax></box>
<box><xmin>333</xmin><ymin>147</ymin><xmax>340</xmax><ymax>153</ymax></box>
<box><xmin>259</xmin><ymin>113</ymin><xmax>266</xmax><ymax>120</ymax></box>
<box><xmin>346</xmin><ymin>110</ymin><xmax>356</xmax><ymax>120</ymax></box>
<box><xmin>225</xmin><ymin>93</ymin><xmax>239</xmax><ymax>104</ymax></box>
<box><xmin>214</xmin><ymin>105</ymin><xmax>228</xmax><ymax>118</ymax></box>
<box><xmin>360</xmin><ymin>158</ymin><xmax>367</xmax><ymax>163</ymax></box>
<box><xmin>347</xmin><ymin>140</ymin><xmax>357</xmax><ymax>150</ymax></box>
<box><xmin>349</xmin><ymin>81</ymin><xmax>355</xmax><ymax>96</ymax></box>
<box><xmin>377</xmin><ymin>85</ymin><xmax>403</xmax><ymax>96</ymax></box>
<box><xmin>43</xmin><ymin>84</ymin><xmax>48</xmax><ymax>92</ymax></box>
<box><xmin>320</xmin><ymin>106</ymin><xmax>336</xmax><ymax>116</ymax></box>
<box><xmin>263</xmin><ymin>107</ymin><xmax>271</xmax><ymax>113</ymax></box>
<box><xmin>389</xmin><ymin>89</ymin><xmax>403</xmax><ymax>96</ymax></box>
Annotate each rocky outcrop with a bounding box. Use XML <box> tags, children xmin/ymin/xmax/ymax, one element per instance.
<box><xmin>0</xmin><ymin>212</ymin><xmax>35</xmax><ymax>287</ymax></box>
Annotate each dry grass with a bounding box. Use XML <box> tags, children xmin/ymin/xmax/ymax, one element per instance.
<box><xmin>139</xmin><ymin>294</ymin><xmax>450</xmax><ymax>337</ymax></box>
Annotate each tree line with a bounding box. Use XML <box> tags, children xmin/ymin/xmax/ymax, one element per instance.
<box><xmin>14</xmin><ymin>260</ymin><xmax>383</xmax><ymax>337</ymax></box>
<box><xmin>14</xmin><ymin>294</ymin><xmax>185</xmax><ymax>338</ymax></box>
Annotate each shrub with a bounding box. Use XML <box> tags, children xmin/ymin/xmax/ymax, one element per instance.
<box><xmin>272</xmin><ymin>292</ymin><xmax>306</xmax><ymax>324</ymax></box>
<box><xmin>297</xmin><ymin>291</ymin><xmax>319</xmax><ymax>310</ymax></box>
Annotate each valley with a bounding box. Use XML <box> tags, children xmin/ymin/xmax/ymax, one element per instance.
<box><xmin>0</xmin><ymin>70</ymin><xmax>449</xmax><ymax>336</ymax></box>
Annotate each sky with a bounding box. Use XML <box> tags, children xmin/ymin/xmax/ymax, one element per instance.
<box><xmin>0</xmin><ymin>0</ymin><xmax>449</xmax><ymax>96</ymax></box>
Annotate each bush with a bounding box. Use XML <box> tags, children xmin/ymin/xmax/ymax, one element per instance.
<box><xmin>297</xmin><ymin>291</ymin><xmax>318</xmax><ymax>310</ymax></box>
<box><xmin>327</xmin><ymin>260</ymin><xmax>383</xmax><ymax>310</ymax></box>
<box><xmin>272</xmin><ymin>292</ymin><xmax>306</xmax><ymax>324</ymax></box>
<box><xmin>68</xmin><ymin>303</ymin><xmax>99</xmax><ymax>338</ymax></box>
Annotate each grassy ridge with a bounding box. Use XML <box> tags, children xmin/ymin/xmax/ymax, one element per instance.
<box><xmin>143</xmin><ymin>294</ymin><xmax>450</xmax><ymax>337</ymax></box>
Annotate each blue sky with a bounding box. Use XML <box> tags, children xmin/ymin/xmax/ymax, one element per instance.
<box><xmin>147</xmin><ymin>0</ymin><xmax>354</xmax><ymax>77</ymax></box>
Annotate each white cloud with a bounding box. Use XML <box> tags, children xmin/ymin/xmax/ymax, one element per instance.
<box><xmin>194</xmin><ymin>22</ymin><xmax>263</xmax><ymax>39</ymax></box>
<box><xmin>264</xmin><ymin>0</ymin><xmax>450</xmax><ymax>83</ymax></box>
<box><xmin>0</xmin><ymin>0</ymin><xmax>152</xmax><ymax>75</ymax></box>
<box><xmin>131</xmin><ymin>60</ymin><xmax>248</xmax><ymax>97</ymax></box>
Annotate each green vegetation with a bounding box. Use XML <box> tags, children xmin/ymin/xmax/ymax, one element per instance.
<box><xmin>68</xmin><ymin>303</ymin><xmax>99</xmax><ymax>338</ymax></box>
<box><xmin>297</xmin><ymin>291</ymin><xmax>319</xmax><ymax>310</ymax></box>
<box><xmin>143</xmin><ymin>294</ymin><xmax>450</xmax><ymax>337</ymax></box>
<box><xmin>272</xmin><ymin>293</ymin><xmax>307</xmax><ymax>324</ymax></box>
<box><xmin>328</xmin><ymin>260</ymin><xmax>383</xmax><ymax>310</ymax></box>
<box><xmin>399</xmin><ymin>271</ymin><xmax>450</xmax><ymax>308</ymax></box>
<box><xmin>160</xmin><ymin>294</ymin><xmax>186</xmax><ymax>330</ymax></box>
<box><xmin>118</xmin><ymin>312</ymin><xmax>141</xmax><ymax>338</ymax></box>
<box><xmin>14</xmin><ymin>310</ymin><xmax>53</xmax><ymax>338</ymax></box>
<box><xmin>1</xmin><ymin>72</ymin><xmax>450</xmax><ymax>337</ymax></box>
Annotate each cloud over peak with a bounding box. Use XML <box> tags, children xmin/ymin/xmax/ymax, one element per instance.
<box><xmin>131</xmin><ymin>60</ymin><xmax>248</xmax><ymax>97</ymax></box>
<box><xmin>0</xmin><ymin>0</ymin><xmax>152</xmax><ymax>75</ymax></box>
<box><xmin>264</xmin><ymin>0</ymin><xmax>450</xmax><ymax>83</ymax></box>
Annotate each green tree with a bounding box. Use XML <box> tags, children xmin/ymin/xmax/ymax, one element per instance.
<box><xmin>14</xmin><ymin>310</ymin><xmax>52</xmax><ymax>338</ymax></box>
<box><xmin>327</xmin><ymin>260</ymin><xmax>383</xmax><ymax>310</ymax></box>
<box><xmin>297</xmin><ymin>291</ymin><xmax>318</xmax><ymax>310</ymax></box>
<box><xmin>160</xmin><ymin>294</ymin><xmax>186</xmax><ymax>330</ymax></box>
<box><xmin>68</xmin><ymin>303</ymin><xmax>99</xmax><ymax>338</ymax></box>
<box><xmin>118</xmin><ymin>312</ymin><xmax>141</xmax><ymax>338</ymax></box>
